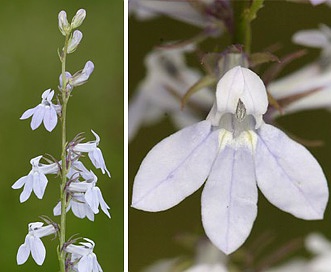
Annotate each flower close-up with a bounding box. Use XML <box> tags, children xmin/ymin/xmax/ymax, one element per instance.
<box><xmin>20</xmin><ymin>89</ymin><xmax>60</xmax><ymax>132</ymax></box>
<box><xmin>16</xmin><ymin>222</ymin><xmax>57</xmax><ymax>266</ymax></box>
<box><xmin>132</xmin><ymin>66</ymin><xmax>329</xmax><ymax>254</ymax></box>
<box><xmin>12</xmin><ymin>156</ymin><xmax>59</xmax><ymax>203</ymax></box>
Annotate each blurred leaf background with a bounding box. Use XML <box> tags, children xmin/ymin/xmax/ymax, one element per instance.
<box><xmin>0</xmin><ymin>1</ymin><xmax>123</xmax><ymax>271</ymax></box>
<box><xmin>129</xmin><ymin>1</ymin><xmax>331</xmax><ymax>271</ymax></box>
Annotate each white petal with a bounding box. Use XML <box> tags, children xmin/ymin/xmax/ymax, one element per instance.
<box><xmin>33</xmin><ymin>173</ymin><xmax>48</xmax><ymax>199</ymax></box>
<box><xmin>29</xmin><ymin>236</ymin><xmax>46</xmax><ymax>265</ymax></box>
<box><xmin>78</xmin><ymin>255</ymin><xmax>93</xmax><ymax>272</ymax></box>
<box><xmin>201</xmin><ymin>146</ymin><xmax>258</xmax><ymax>254</ymax></box>
<box><xmin>256</xmin><ymin>124</ymin><xmax>328</xmax><ymax>220</ymax></box>
<box><xmin>132</xmin><ymin>120</ymin><xmax>219</xmax><ymax>211</ymax></box>
<box><xmin>53</xmin><ymin>201</ymin><xmax>61</xmax><ymax>216</ymax></box>
<box><xmin>43</xmin><ymin>106</ymin><xmax>57</xmax><ymax>132</ymax></box>
<box><xmin>20</xmin><ymin>108</ymin><xmax>36</xmax><ymax>120</ymax></box>
<box><xmin>30</xmin><ymin>105</ymin><xmax>44</xmax><ymax>130</ymax></box>
<box><xmin>305</xmin><ymin>233</ymin><xmax>331</xmax><ymax>255</ymax></box>
<box><xmin>85</xmin><ymin>188</ymin><xmax>99</xmax><ymax>214</ymax></box>
<box><xmin>215</xmin><ymin>66</ymin><xmax>268</xmax><ymax>128</ymax></box>
<box><xmin>128</xmin><ymin>91</ymin><xmax>148</xmax><ymax>141</ymax></box>
<box><xmin>12</xmin><ymin>176</ymin><xmax>28</xmax><ymax>189</ymax></box>
<box><xmin>17</xmin><ymin>237</ymin><xmax>30</xmax><ymax>265</ymax></box>
<box><xmin>96</xmin><ymin>187</ymin><xmax>111</xmax><ymax>218</ymax></box>
<box><xmin>20</xmin><ymin>175</ymin><xmax>33</xmax><ymax>202</ymax></box>
<box><xmin>293</xmin><ymin>30</ymin><xmax>329</xmax><ymax>48</ymax></box>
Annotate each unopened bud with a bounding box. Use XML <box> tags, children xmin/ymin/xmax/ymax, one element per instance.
<box><xmin>71</xmin><ymin>9</ymin><xmax>86</xmax><ymax>29</ymax></box>
<box><xmin>58</xmin><ymin>10</ymin><xmax>70</xmax><ymax>36</ymax></box>
<box><xmin>67</xmin><ymin>30</ymin><xmax>83</xmax><ymax>54</ymax></box>
<box><xmin>69</xmin><ymin>61</ymin><xmax>94</xmax><ymax>87</ymax></box>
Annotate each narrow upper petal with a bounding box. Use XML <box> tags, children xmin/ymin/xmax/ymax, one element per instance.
<box><xmin>131</xmin><ymin>120</ymin><xmax>219</xmax><ymax>212</ymax></box>
<box><xmin>29</xmin><ymin>236</ymin><xmax>46</xmax><ymax>265</ymax></box>
<box><xmin>201</xmin><ymin>146</ymin><xmax>258</xmax><ymax>254</ymax></box>
<box><xmin>255</xmin><ymin>124</ymin><xmax>328</xmax><ymax>220</ymax></box>
<box><xmin>215</xmin><ymin>66</ymin><xmax>268</xmax><ymax>128</ymax></box>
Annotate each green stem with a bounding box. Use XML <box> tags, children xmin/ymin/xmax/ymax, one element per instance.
<box><xmin>233</xmin><ymin>0</ymin><xmax>264</xmax><ymax>54</ymax></box>
<box><xmin>58</xmin><ymin>33</ymin><xmax>70</xmax><ymax>272</ymax></box>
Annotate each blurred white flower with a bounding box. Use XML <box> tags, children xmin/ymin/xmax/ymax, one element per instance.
<box><xmin>20</xmin><ymin>89</ymin><xmax>60</xmax><ymax>132</ymax></box>
<box><xmin>12</xmin><ymin>156</ymin><xmax>59</xmax><ymax>202</ymax></box>
<box><xmin>132</xmin><ymin>66</ymin><xmax>328</xmax><ymax>254</ymax></box>
<box><xmin>268</xmin><ymin>24</ymin><xmax>331</xmax><ymax>116</ymax></box>
<box><xmin>16</xmin><ymin>222</ymin><xmax>56</xmax><ymax>266</ymax></box>
<box><xmin>129</xmin><ymin>46</ymin><xmax>214</xmax><ymax>141</ymax></box>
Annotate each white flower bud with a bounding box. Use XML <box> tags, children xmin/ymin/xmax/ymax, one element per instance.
<box><xmin>71</xmin><ymin>9</ymin><xmax>86</xmax><ymax>29</ymax></box>
<box><xmin>69</xmin><ymin>61</ymin><xmax>94</xmax><ymax>86</ymax></box>
<box><xmin>67</xmin><ymin>30</ymin><xmax>83</xmax><ymax>53</ymax></box>
<box><xmin>58</xmin><ymin>10</ymin><xmax>70</xmax><ymax>36</ymax></box>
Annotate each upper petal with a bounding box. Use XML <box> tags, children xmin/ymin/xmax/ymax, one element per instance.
<box><xmin>131</xmin><ymin>120</ymin><xmax>219</xmax><ymax>211</ymax></box>
<box><xmin>201</xmin><ymin>146</ymin><xmax>258</xmax><ymax>255</ymax></box>
<box><xmin>255</xmin><ymin>124</ymin><xmax>328</xmax><ymax>220</ymax></box>
<box><xmin>215</xmin><ymin>66</ymin><xmax>268</xmax><ymax>128</ymax></box>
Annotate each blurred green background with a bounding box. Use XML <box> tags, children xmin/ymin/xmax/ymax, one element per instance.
<box><xmin>0</xmin><ymin>1</ymin><xmax>123</xmax><ymax>271</ymax></box>
<box><xmin>129</xmin><ymin>1</ymin><xmax>331</xmax><ymax>271</ymax></box>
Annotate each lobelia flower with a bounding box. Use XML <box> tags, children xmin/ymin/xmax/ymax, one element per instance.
<box><xmin>20</xmin><ymin>89</ymin><xmax>60</xmax><ymax>132</ymax></box>
<box><xmin>54</xmin><ymin>171</ymin><xmax>110</xmax><ymax>220</ymax></box>
<box><xmin>267</xmin><ymin>24</ymin><xmax>331</xmax><ymax>117</ymax></box>
<box><xmin>73</xmin><ymin>130</ymin><xmax>110</xmax><ymax>177</ymax></box>
<box><xmin>66</xmin><ymin>238</ymin><xmax>103</xmax><ymax>272</ymax></box>
<box><xmin>132</xmin><ymin>66</ymin><xmax>329</xmax><ymax>254</ymax></box>
<box><xmin>71</xmin><ymin>9</ymin><xmax>86</xmax><ymax>29</ymax></box>
<box><xmin>12</xmin><ymin>156</ymin><xmax>59</xmax><ymax>203</ymax></box>
<box><xmin>129</xmin><ymin>46</ymin><xmax>214</xmax><ymax>141</ymax></box>
<box><xmin>54</xmin><ymin>193</ymin><xmax>95</xmax><ymax>221</ymax></box>
<box><xmin>58</xmin><ymin>10</ymin><xmax>70</xmax><ymax>36</ymax></box>
<box><xmin>16</xmin><ymin>222</ymin><xmax>57</xmax><ymax>266</ymax></box>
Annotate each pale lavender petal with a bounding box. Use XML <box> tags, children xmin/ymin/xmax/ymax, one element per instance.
<box><xmin>31</xmin><ymin>105</ymin><xmax>45</xmax><ymax>130</ymax></box>
<box><xmin>96</xmin><ymin>188</ymin><xmax>111</xmax><ymax>218</ymax></box>
<box><xmin>293</xmin><ymin>30</ymin><xmax>329</xmax><ymax>48</ymax></box>
<box><xmin>41</xmin><ymin>89</ymin><xmax>52</xmax><ymax>100</ymax></box>
<box><xmin>12</xmin><ymin>176</ymin><xmax>28</xmax><ymax>189</ymax></box>
<box><xmin>201</xmin><ymin>146</ymin><xmax>258</xmax><ymax>255</ymax></box>
<box><xmin>53</xmin><ymin>201</ymin><xmax>61</xmax><ymax>216</ymax></box>
<box><xmin>17</xmin><ymin>237</ymin><xmax>30</xmax><ymax>265</ymax></box>
<box><xmin>132</xmin><ymin>120</ymin><xmax>219</xmax><ymax>211</ymax></box>
<box><xmin>85</xmin><ymin>188</ymin><xmax>99</xmax><ymax>214</ymax></box>
<box><xmin>88</xmin><ymin>148</ymin><xmax>110</xmax><ymax>177</ymax></box>
<box><xmin>71</xmin><ymin>201</ymin><xmax>88</xmax><ymax>219</ymax></box>
<box><xmin>256</xmin><ymin>124</ymin><xmax>328</xmax><ymax>220</ymax></box>
<box><xmin>43</xmin><ymin>106</ymin><xmax>58</xmax><ymax>132</ymax></box>
<box><xmin>78</xmin><ymin>255</ymin><xmax>92</xmax><ymax>272</ymax></box>
<box><xmin>29</xmin><ymin>236</ymin><xmax>46</xmax><ymax>265</ymax></box>
<box><xmin>20</xmin><ymin>108</ymin><xmax>36</xmax><ymax>120</ymax></box>
<box><xmin>20</xmin><ymin>175</ymin><xmax>33</xmax><ymax>202</ymax></box>
<box><xmin>32</xmin><ymin>173</ymin><xmax>48</xmax><ymax>199</ymax></box>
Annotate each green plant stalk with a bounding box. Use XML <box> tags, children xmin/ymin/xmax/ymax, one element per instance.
<box><xmin>58</xmin><ymin>33</ymin><xmax>70</xmax><ymax>272</ymax></box>
<box><xmin>233</xmin><ymin>0</ymin><xmax>264</xmax><ymax>53</ymax></box>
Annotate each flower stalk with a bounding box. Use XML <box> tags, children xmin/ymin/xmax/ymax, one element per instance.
<box><xmin>58</xmin><ymin>32</ymin><xmax>70</xmax><ymax>272</ymax></box>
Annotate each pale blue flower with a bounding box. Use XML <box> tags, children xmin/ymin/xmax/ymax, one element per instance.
<box><xmin>69</xmin><ymin>61</ymin><xmax>94</xmax><ymax>87</ymax></box>
<box><xmin>132</xmin><ymin>66</ymin><xmax>329</xmax><ymax>254</ymax></box>
<box><xmin>16</xmin><ymin>222</ymin><xmax>56</xmax><ymax>266</ymax></box>
<box><xmin>66</xmin><ymin>238</ymin><xmax>102</xmax><ymax>272</ymax></box>
<box><xmin>12</xmin><ymin>156</ymin><xmax>59</xmax><ymax>202</ymax></box>
<box><xmin>73</xmin><ymin>130</ymin><xmax>110</xmax><ymax>177</ymax></box>
<box><xmin>20</xmin><ymin>89</ymin><xmax>59</xmax><ymax>132</ymax></box>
